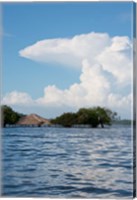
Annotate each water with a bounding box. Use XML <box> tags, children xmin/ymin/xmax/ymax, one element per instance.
<box><xmin>1</xmin><ymin>125</ymin><xmax>133</xmax><ymax>198</ymax></box>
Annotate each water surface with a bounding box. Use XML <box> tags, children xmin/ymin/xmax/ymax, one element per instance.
<box><xmin>2</xmin><ymin>125</ymin><xmax>133</xmax><ymax>198</ymax></box>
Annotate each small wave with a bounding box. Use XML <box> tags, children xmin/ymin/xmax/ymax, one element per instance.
<box><xmin>2</xmin><ymin>126</ymin><xmax>133</xmax><ymax>198</ymax></box>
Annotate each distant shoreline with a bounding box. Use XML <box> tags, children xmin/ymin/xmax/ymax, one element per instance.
<box><xmin>3</xmin><ymin>122</ymin><xmax>131</xmax><ymax>129</ymax></box>
<box><xmin>2</xmin><ymin>105</ymin><xmax>132</xmax><ymax>129</ymax></box>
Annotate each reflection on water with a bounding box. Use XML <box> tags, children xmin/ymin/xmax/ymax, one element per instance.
<box><xmin>2</xmin><ymin>125</ymin><xmax>133</xmax><ymax>198</ymax></box>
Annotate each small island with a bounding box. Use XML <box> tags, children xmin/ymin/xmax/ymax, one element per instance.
<box><xmin>51</xmin><ymin>107</ymin><xmax>117</xmax><ymax>128</ymax></box>
<box><xmin>1</xmin><ymin>105</ymin><xmax>120</xmax><ymax>128</ymax></box>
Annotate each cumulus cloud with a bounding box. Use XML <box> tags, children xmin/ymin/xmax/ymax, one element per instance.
<box><xmin>3</xmin><ymin>32</ymin><xmax>133</xmax><ymax>118</ymax></box>
<box><xmin>19</xmin><ymin>32</ymin><xmax>132</xmax><ymax>85</ymax></box>
<box><xmin>19</xmin><ymin>32</ymin><xmax>111</xmax><ymax>68</ymax></box>
<box><xmin>36</xmin><ymin>61</ymin><xmax>110</xmax><ymax>108</ymax></box>
<box><xmin>2</xmin><ymin>91</ymin><xmax>34</xmax><ymax>105</ymax></box>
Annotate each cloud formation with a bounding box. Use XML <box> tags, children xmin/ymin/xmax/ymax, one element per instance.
<box><xmin>19</xmin><ymin>32</ymin><xmax>110</xmax><ymax>68</ymax></box>
<box><xmin>2</xmin><ymin>91</ymin><xmax>33</xmax><ymax>105</ymax></box>
<box><xmin>3</xmin><ymin>32</ymin><xmax>133</xmax><ymax>118</ymax></box>
<box><xmin>19</xmin><ymin>32</ymin><xmax>132</xmax><ymax>83</ymax></box>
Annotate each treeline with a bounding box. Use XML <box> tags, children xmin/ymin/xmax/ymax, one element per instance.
<box><xmin>1</xmin><ymin>105</ymin><xmax>118</xmax><ymax>128</ymax></box>
<box><xmin>51</xmin><ymin>107</ymin><xmax>117</xmax><ymax>128</ymax></box>
<box><xmin>1</xmin><ymin>105</ymin><xmax>25</xmax><ymax>127</ymax></box>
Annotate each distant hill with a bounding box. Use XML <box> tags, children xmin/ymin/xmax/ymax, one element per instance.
<box><xmin>17</xmin><ymin>114</ymin><xmax>51</xmax><ymax>126</ymax></box>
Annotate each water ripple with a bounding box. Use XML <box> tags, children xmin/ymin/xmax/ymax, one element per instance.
<box><xmin>2</xmin><ymin>125</ymin><xmax>133</xmax><ymax>198</ymax></box>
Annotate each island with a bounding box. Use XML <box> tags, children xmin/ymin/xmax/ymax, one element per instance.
<box><xmin>1</xmin><ymin>105</ymin><xmax>121</xmax><ymax>128</ymax></box>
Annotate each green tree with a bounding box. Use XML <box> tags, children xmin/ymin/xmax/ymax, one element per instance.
<box><xmin>1</xmin><ymin>105</ymin><xmax>24</xmax><ymax>127</ymax></box>
<box><xmin>51</xmin><ymin>107</ymin><xmax>117</xmax><ymax>128</ymax></box>
<box><xmin>51</xmin><ymin>112</ymin><xmax>77</xmax><ymax>127</ymax></box>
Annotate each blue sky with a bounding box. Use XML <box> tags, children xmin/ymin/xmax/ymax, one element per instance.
<box><xmin>2</xmin><ymin>2</ymin><xmax>134</xmax><ymax>118</ymax></box>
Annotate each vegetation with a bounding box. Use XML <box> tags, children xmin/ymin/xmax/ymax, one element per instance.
<box><xmin>51</xmin><ymin>112</ymin><xmax>78</xmax><ymax>127</ymax></box>
<box><xmin>1</xmin><ymin>105</ymin><xmax>24</xmax><ymax>127</ymax></box>
<box><xmin>1</xmin><ymin>105</ymin><xmax>120</xmax><ymax>128</ymax></box>
<box><xmin>51</xmin><ymin>107</ymin><xmax>117</xmax><ymax>128</ymax></box>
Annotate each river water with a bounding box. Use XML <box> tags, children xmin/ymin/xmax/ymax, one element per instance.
<box><xmin>1</xmin><ymin>125</ymin><xmax>133</xmax><ymax>198</ymax></box>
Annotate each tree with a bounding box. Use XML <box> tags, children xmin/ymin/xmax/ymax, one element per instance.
<box><xmin>1</xmin><ymin>105</ymin><xmax>24</xmax><ymax>127</ymax></box>
<box><xmin>51</xmin><ymin>112</ymin><xmax>77</xmax><ymax>127</ymax></box>
<box><xmin>76</xmin><ymin>108</ymin><xmax>99</xmax><ymax>127</ymax></box>
<box><xmin>51</xmin><ymin>107</ymin><xmax>117</xmax><ymax>128</ymax></box>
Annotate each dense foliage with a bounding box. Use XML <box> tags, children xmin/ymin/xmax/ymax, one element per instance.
<box><xmin>51</xmin><ymin>107</ymin><xmax>117</xmax><ymax>128</ymax></box>
<box><xmin>1</xmin><ymin>105</ymin><xmax>24</xmax><ymax>127</ymax></box>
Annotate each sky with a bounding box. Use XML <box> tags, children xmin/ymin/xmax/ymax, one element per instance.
<box><xmin>2</xmin><ymin>2</ymin><xmax>134</xmax><ymax>119</ymax></box>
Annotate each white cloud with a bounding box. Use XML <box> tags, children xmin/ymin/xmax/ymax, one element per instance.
<box><xmin>97</xmin><ymin>36</ymin><xmax>132</xmax><ymax>85</ymax></box>
<box><xmin>19</xmin><ymin>32</ymin><xmax>132</xmax><ymax>85</ymax></box>
<box><xmin>3</xmin><ymin>32</ymin><xmax>133</xmax><ymax>118</ymax></box>
<box><xmin>2</xmin><ymin>91</ymin><xmax>34</xmax><ymax>105</ymax></box>
<box><xmin>19</xmin><ymin>32</ymin><xmax>111</xmax><ymax>68</ymax></box>
<box><xmin>36</xmin><ymin>61</ymin><xmax>110</xmax><ymax>108</ymax></box>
